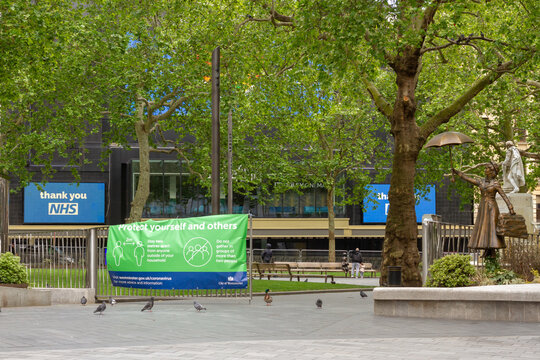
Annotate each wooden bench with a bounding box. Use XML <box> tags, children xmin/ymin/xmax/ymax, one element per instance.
<box><xmin>295</xmin><ymin>262</ymin><xmax>324</xmax><ymax>273</ymax></box>
<box><xmin>274</xmin><ymin>261</ymin><xmax>378</xmax><ymax>278</ymax></box>
<box><xmin>348</xmin><ymin>262</ymin><xmax>377</xmax><ymax>278</ymax></box>
<box><xmin>254</xmin><ymin>262</ymin><xmax>295</xmax><ymax>281</ymax></box>
<box><xmin>255</xmin><ymin>262</ymin><xmax>334</xmax><ymax>283</ymax></box>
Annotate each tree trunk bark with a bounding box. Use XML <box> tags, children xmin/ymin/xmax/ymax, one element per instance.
<box><xmin>127</xmin><ymin>98</ymin><xmax>151</xmax><ymax>224</ymax></box>
<box><xmin>327</xmin><ymin>185</ymin><xmax>336</xmax><ymax>262</ymax></box>
<box><xmin>0</xmin><ymin>177</ymin><xmax>9</xmax><ymax>253</ymax></box>
<box><xmin>380</xmin><ymin>61</ymin><xmax>423</xmax><ymax>287</ymax></box>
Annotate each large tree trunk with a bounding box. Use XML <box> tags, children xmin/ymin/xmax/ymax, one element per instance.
<box><xmin>380</xmin><ymin>55</ymin><xmax>424</xmax><ymax>287</ymax></box>
<box><xmin>327</xmin><ymin>185</ymin><xmax>336</xmax><ymax>262</ymax></box>
<box><xmin>0</xmin><ymin>177</ymin><xmax>9</xmax><ymax>253</ymax></box>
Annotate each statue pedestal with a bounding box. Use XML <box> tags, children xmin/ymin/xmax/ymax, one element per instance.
<box><xmin>496</xmin><ymin>193</ymin><xmax>534</xmax><ymax>235</ymax></box>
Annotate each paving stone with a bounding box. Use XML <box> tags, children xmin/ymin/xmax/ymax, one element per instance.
<box><xmin>1</xmin><ymin>292</ymin><xmax>540</xmax><ymax>359</ymax></box>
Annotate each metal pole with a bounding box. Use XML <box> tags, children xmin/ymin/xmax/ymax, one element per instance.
<box><xmin>211</xmin><ymin>46</ymin><xmax>221</xmax><ymax>215</ymax></box>
<box><xmin>0</xmin><ymin>178</ymin><xmax>9</xmax><ymax>253</ymax></box>
<box><xmin>86</xmin><ymin>228</ymin><xmax>98</xmax><ymax>291</ymax></box>
<box><xmin>421</xmin><ymin>216</ymin><xmax>430</xmax><ymax>286</ymax></box>
<box><xmin>249</xmin><ymin>213</ymin><xmax>253</xmax><ymax>304</ymax></box>
<box><xmin>421</xmin><ymin>214</ymin><xmax>441</xmax><ymax>285</ymax></box>
<box><xmin>227</xmin><ymin>110</ymin><xmax>233</xmax><ymax>214</ymax></box>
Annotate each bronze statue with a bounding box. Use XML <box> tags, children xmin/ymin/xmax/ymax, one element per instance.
<box><xmin>452</xmin><ymin>161</ymin><xmax>515</xmax><ymax>254</ymax></box>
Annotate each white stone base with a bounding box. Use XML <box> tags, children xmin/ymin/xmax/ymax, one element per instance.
<box><xmin>496</xmin><ymin>193</ymin><xmax>534</xmax><ymax>234</ymax></box>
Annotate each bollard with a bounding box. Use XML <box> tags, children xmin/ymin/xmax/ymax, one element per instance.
<box><xmin>86</xmin><ymin>228</ymin><xmax>98</xmax><ymax>291</ymax></box>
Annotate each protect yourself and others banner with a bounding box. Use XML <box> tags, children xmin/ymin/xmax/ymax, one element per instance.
<box><xmin>106</xmin><ymin>214</ymin><xmax>248</xmax><ymax>289</ymax></box>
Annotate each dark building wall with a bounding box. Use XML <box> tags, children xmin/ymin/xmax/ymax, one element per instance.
<box><xmin>435</xmin><ymin>181</ymin><xmax>474</xmax><ymax>225</ymax></box>
<box><xmin>9</xmin><ymin>144</ymin><xmax>474</xmax><ymax>227</ymax></box>
<box><xmin>9</xmin><ymin>140</ymin><xmax>109</xmax><ymax>225</ymax></box>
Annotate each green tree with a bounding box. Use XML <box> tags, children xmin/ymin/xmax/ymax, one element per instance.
<box><xmin>242</xmin><ymin>0</ymin><xmax>537</xmax><ymax>285</ymax></box>
<box><xmin>248</xmin><ymin>71</ymin><xmax>385</xmax><ymax>261</ymax></box>
<box><xmin>85</xmin><ymin>0</ymin><xmax>257</xmax><ymax>223</ymax></box>
<box><xmin>0</xmin><ymin>1</ymin><xmax>113</xmax><ymax>250</ymax></box>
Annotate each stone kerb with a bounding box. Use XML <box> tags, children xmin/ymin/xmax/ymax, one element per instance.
<box><xmin>373</xmin><ymin>284</ymin><xmax>540</xmax><ymax>322</ymax></box>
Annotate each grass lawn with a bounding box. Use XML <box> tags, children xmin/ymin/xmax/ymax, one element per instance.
<box><xmin>251</xmin><ymin>279</ymin><xmax>370</xmax><ymax>293</ymax></box>
<box><xmin>26</xmin><ymin>268</ymin><xmax>374</xmax><ymax>294</ymax></box>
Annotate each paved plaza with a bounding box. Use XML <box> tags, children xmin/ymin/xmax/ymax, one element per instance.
<box><xmin>1</xmin><ymin>289</ymin><xmax>540</xmax><ymax>359</ymax></box>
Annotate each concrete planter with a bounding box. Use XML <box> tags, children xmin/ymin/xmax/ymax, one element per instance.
<box><xmin>374</xmin><ymin>284</ymin><xmax>540</xmax><ymax>322</ymax></box>
<box><xmin>0</xmin><ymin>286</ymin><xmax>95</xmax><ymax>308</ymax></box>
<box><xmin>0</xmin><ymin>283</ymin><xmax>29</xmax><ymax>288</ymax></box>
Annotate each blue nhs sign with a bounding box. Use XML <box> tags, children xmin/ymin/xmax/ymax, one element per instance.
<box><xmin>24</xmin><ymin>183</ymin><xmax>105</xmax><ymax>224</ymax></box>
<box><xmin>363</xmin><ymin>184</ymin><xmax>436</xmax><ymax>223</ymax></box>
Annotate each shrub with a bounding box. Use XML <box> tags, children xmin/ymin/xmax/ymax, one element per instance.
<box><xmin>0</xmin><ymin>252</ymin><xmax>29</xmax><ymax>284</ymax></box>
<box><xmin>490</xmin><ymin>269</ymin><xmax>522</xmax><ymax>285</ymax></box>
<box><xmin>502</xmin><ymin>238</ymin><xmax>540</xmax><ymax>281</ymax></box>
<box><xmin>484</xmin><ymin>250</ymin><xmax>524</xmax><ymax>285</ymax></box>
<box><xmin>425</xmin><ymin>254</ymin><xmax>476</xmax><ymax>287</ymax></box>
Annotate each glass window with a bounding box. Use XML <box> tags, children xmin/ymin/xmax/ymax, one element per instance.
<box><xmin>282</xmin><ymin>190</ymin><xmax>298</xmax><ymax>217</ymax></box>
<box><xmin>132</xmin><ymin>160</ymin><xmax>211</xmax><ymax>218</ymax></box>
<box><xmin>131</xmin><ymin>160</ymin><xmax>346</xmax><ymax>219</ymax></box>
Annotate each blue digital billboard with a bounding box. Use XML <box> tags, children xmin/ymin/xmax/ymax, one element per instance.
<box><xmin>24</xmin><ymin>182</ymin><xmax>105</xmax><ymax>224</ymax></box>
<box><xmin>363</xmin><ymin>184</ymin><xmax>436</xmax><ymax>223</ymax></box>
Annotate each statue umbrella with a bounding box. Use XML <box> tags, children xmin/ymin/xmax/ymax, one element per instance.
<box><xmin>424</xmin><ymin>131</ymin><xmax>474</xmax><ymax>173</ymax></box>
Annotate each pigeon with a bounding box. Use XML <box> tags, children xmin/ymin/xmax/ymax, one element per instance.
<box><xmin>141</xmin><ymin>297</ymin><xmax>154</xmax><ymax>312</ymax></box>
<box><xmin>264</xmin><ymin>289</ymin><xmax>272</xmax><ymax>306</ymax></box>
<box><xmin>316</xmin><ymin>299</ymin><xmax>323</xmax><ymax>309</ymax></box>
<box><xmin>109</xmin><ymin>296</ymin><xmax>117</xmax><ymax>306</ymax></box>
<box><xmin>81</xmin><ymin>296</ymin><xmax>87</xmax><ymax>306</ymax></box>
<box><xmin>304</xmin><ymin>279</ymin><xmax>308</xmax><ymax>282</ymax></box>
<box><xmin>360</xmin><ymin>290</ymin><xmax>368</xmax><ymax>298</ymax></box>
<box><xmin>94</xmin><ymin>301</ymin><xmax>106</xmax><ymax>315</ymax></box>
<box><xmin>193</xmin><ymin>301</ymin><xmax>206</xmax><ymax>312</ymax></box>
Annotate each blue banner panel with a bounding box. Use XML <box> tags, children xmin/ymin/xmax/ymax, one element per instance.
<box><xmin>364</xmin><ymin>184</ymin><xmax>436</xmax><ymax>223</ymax></box>
<box><xmin>24</xmin><ymin>182</ymin><xmax>105</xmax><ymax>224</ymax></box>
<box><xmin>108</xmin><ymin>271</ymin><xmax>248</xmax><ymax>289</ymax></box>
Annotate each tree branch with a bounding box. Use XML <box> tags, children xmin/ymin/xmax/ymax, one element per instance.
<box><xmin>420</xmin><ymin>61</ymin><xmax>514</xmax><ymax>139</ymax></box>
<box><xmin>275</xmin><ymin>53</ymin><xmax>304</xmax><ymax>77</ymax></box>
<box><xmin>148</xmin><ymin>87</ymin><xmax>180</xmax><ymax>113</ymax></box>
<box><xmin>153</xmin><ymin>92</ymin><xmax>208</xmax><ymax>122</ymax></box>
<box><xmin>360</xmin><ymin>76</ymin><xmax>393</xmax><ymax>120</ymax></box>
<box><xmin>520</xmin><ymin>150</ymin><xmax>540</xmax><ymax>161</ymax></box>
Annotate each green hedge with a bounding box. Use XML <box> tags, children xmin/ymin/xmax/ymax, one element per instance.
<box><xmin>0</xmin><ymin>252</ymin><xmax>29</xmax><ymax>284</ymax></box>
<box><xmin>425</xmin><ymin>254</ymin><xmax>476</xmax><ymax>287</ymax></box>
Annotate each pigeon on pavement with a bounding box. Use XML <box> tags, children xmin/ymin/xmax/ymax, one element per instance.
<box><xmin>141</xmin><ymin>297</ymin><xmax>154</xmax><ymax>312</ymax></box>
<box><xmin>81</xmin><ymin>296</ymin><xmax>87</xmax><ymax>306</ymax></box>
<box><xmin>94</xmin><ymin>301</ymin><xmax>106</xmax><ymax>315</ymax></box>
<box><xmin>360</xmin><ymin>290</ymin><xmax>368</xmax><ymax>298</ymax></box>
<box><xmin>316</xmin><ymin>299</ymin><xmax>323</xmax><ymax>309</ymax></box>
<box><xmin>109</xmin><ymin>296</ymin><xmax>117</xmax><ymax>306</ymax></box>
<box><xmin>193</xmin><ymin>301</ymin><xmax>206</xmax><ymax>312</ymax></box>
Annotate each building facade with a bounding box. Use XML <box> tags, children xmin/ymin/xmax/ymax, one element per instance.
<box><xmin>9</xmin><ymin>141</ymin><xmax>474</xmax><ymax>250</ymax></box>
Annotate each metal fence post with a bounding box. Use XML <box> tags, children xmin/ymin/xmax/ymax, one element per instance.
<box><xmin>249</xmin><ymin>213</ymin><xmax>253</xmax><ymax>304</ymax></box>
<box><xmin>86</xmin><ymin>228</ymin><xmax>98</xmax><ymax>291</ymax></box>
<box><xmin>422</xmin><ymin>214</ymin><xmax>442</xmax><ymax>286</ymax></box>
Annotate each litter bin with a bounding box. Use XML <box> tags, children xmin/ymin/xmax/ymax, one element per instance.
<box><xmin>388</xmin><ymin>266</ymin><xmax>402</xmax><ymax>286</ymax></box>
